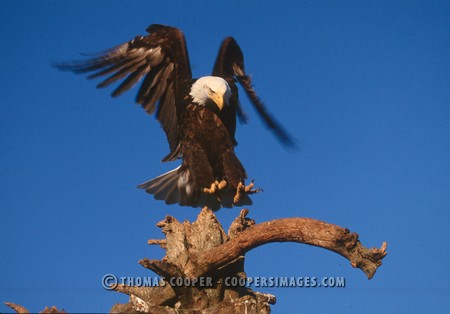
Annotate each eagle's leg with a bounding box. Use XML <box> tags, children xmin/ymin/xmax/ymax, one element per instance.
<box><xmin>185</xmin><ymin>144</ymin><xmax>216</xmax><ymax>196</ymax></box>
<box><xmin>233</xmin><ymin>181</ymin><xmax>261</xmax><ymax>204</ymax></box>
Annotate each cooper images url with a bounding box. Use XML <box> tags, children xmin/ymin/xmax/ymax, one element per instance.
<box><xmin>102</xmin><ymin>274</ymin><xmax>345</xmax><ymax>290</ymax></box>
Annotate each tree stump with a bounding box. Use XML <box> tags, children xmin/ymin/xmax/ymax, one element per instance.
<box><xmin>109</xmin><ymin>207</ymin><xmax>387</xmax><ymax>313</ymax></box>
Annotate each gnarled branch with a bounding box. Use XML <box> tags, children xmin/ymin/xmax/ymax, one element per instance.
<box><xmin>182</xmin><ymin>209</ymin><xmax>387</xmax><ymax>279</ymax></box>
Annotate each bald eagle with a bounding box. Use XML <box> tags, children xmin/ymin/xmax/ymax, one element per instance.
<box><xmin>56</xmin><ymin>24</ymin><xmax>294</xmax><ymax>210</ymax></box>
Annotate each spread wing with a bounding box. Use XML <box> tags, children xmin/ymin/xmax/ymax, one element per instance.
<box><xmin>55</xmin><ymin>24</ymin><xmax>192</xmax><ymax>161</ymax></box>
<box><xmin>212</xmin><ymin>37</ymin><xmax>296</xmax><ymax>147</ymax></box>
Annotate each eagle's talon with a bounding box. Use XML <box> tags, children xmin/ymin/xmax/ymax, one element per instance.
<box><xmin>203</xmin><ymin>182</ymin><xmax>218</xmax><ymax>194</ymax></box>
<box><xmin>217</xmin><ymin>179</ymin><xmax>227</xmax><ymax>190</ymax></box>
<box><xmin>245</xmin><ymin>181</ymin><xmax>255</xmax><ymax>192</ymax></box>
<box><xmin>234</xmin><ymin>181</ymin><xmax>261</xmax><ymax>204</ymax></box>
<box><xmin>203</xmin><ymin>180</ymin><xmax>227</xmax><ymax>194</ymax></box>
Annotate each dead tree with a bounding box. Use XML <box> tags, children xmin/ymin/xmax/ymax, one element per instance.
<box><xmin>5</xmin><ymin>208</ymin><xmax>387</xmax><ymax>313</ymax></box>
<box><xmin>113</xmin><ymin>207</ymin><xmax>387</xmax><ymax>313</ymax></box>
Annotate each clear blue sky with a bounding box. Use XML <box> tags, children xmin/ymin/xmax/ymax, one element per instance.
<box><xmin>1</xmin><ymin>1</ymin><xmax>449</xmax><ymax>313</ymax></box>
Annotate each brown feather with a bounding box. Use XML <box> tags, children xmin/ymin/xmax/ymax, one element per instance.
<box><xmin>54</xmin><ymin>25</ymin><xmax>192</xmax><ymax>159</ymax></box>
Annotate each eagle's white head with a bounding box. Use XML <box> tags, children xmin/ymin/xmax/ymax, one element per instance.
<box><xmin>189</xmin><ymin>76</ymin><xmax>231</xmax><ymax>111</ymax></box>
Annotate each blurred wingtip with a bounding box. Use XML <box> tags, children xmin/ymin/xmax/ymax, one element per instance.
<box><xmin>276</xmin><ymin>132</ymin><xmax>301</xmax><ymax>152</ymax></box>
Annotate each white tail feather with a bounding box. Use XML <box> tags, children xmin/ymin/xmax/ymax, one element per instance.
<box><xmin>139</xmin><ymin>166</ymin><xmax>241</xmax><ymax>210</ymax></box>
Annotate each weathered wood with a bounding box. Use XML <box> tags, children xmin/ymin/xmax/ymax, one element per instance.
<box><xmin>113</xmin><ymin>207</ymin><xmax>386</xmax><ymax>312</ymax></box>
<box><xmin>4</xmin><ymin>303</ymin><xmax>67</xmax><ymax>314</ymax></box>
<box><xmin>112</xmin><ymin>284</ymin><xmax>177</xmax><ymax>307</ymax></box>
<box><xmin>4</xmin><ymin>302</ymin><xmax>30</xmax><ymax>314</ymax></box>
<box><xmin>184</xmin><ymin>215</ymin><xmax>387</xmax><ymax>279</ymax></box>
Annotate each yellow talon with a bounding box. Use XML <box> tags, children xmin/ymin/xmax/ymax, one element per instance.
<box><xmin>203</xmin><ymin>182</ymin><xmax>217</xmax><ymax>194</ymax></box>
<box><xmin>203</xmin><ymin>180</ymin><xmax>228</xmax><ymax>194</ymax></box>
<box><xmin>234</xmin><ymin>181</ymin><xmax>260</xmax><ymax>204</ymax></box>
<box><xmin>217</xmin><ymin>180</ymin><xmax>227</xmax><ymax>190</ymax></box>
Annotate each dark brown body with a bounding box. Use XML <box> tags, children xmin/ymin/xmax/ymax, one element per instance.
<box><xmin>179</xmin><ymin>103</ymin><xmax>246</xmax><ymax>202</ymax></box>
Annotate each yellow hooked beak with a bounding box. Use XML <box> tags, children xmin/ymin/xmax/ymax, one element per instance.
<box><xmin>210</xmin><ymin>92</ymin><xmax>224</xmax><ymax>111</ymax></box>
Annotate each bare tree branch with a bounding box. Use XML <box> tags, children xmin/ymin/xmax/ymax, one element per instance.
<box><xmin>4</xmin><ymin>302</ymin><xmax>29</xmax><ymax>314</ymax></box>
<box><xmin>183</xmin><ymin>212</ymin><xmax>387</xmax><ymax>279</ymax></box>
<box><xmin>139</xmin><ymin>259</ymin><xmax>184</xmax><ymax>278</ymax></box>
<box><xmin>112</xmin><ymin>284</ymin><xmax>177</xmax><ymax>306</ymax></box>
<box><xmin>4</xmin><ymin>303</ymin><xmax>67</xmax><ymax>314</ymax></box>
<box><xmin>147</xmin><ymin>239</ymin><xmax>168</xmax><ymax>249</ymax></box>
